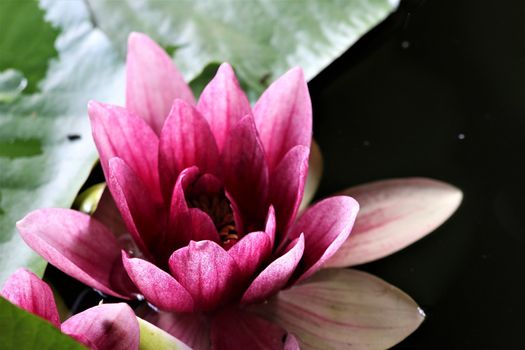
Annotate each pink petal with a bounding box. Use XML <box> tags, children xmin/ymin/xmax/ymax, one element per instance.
<box><xmin>88</xmin><ymin>101</ymin><xmax>162</xmax><ymax>203</ymax></box>
<box><xmin>162</xmin><ymin>168</ymin><xmax>219</xmax><ymax>261</ymax></box>
<box><xmin>140</xmin><ymin>306</ymin><xmax>211</xmax><ymax>350</ymax></box>
<box><xmin>325</xmin><ymin>178</ymin><xmax>463</xmax><ymax>267</ymax></box>
<box><xmin>126</xmin><ymin>32</ymin><xmax>195</xmax><ymax>134</ymax></box>
<box><xmin>191</xmin><ymin>173</ymin><xmax>223</xmax><ymax>195</ymax></box>
<box><xmin>284</xmin><ymin>334</ymin><xmax>300</xmax><ymax>350</ymax></box>
<box><xmin>169</xmin><ymin>240</ymin><xmax>240</xmax><ymax>311</ymax></box>
<box><xmin>165</xmin><ymin>167</ymin><xmax>200</xmax><ymax>248</ymax></box>
<box><xmin>159</xmin><ymin>99</ymin><xmax>219</xmax><ymax>198</ymax></box>
<box><xmin>228</xmin><ymin>231</ymin><xmax>271</xmax><ymax>282</ymax></box>
<box><xmin>188</xmin><ymin>209</ymin><xmax>221</xmax><ymax>242</ymax></box>
<box><xmin>17</xmin><ymin>209</ymin><xmax>135</xmax><ymax>299</ymax></box>
<box><xmin>299</xmin><ymin>139</ymin><xmax>323</xmax><ymax>211</ymax></box>
<box><xmin>197</xmin><ymin>63</ymin><xmax>251</xmax><ymax>151</ymax></box>
<box><xmin>108</xmin><ymin>157</ymin><xmax>162</xmax><ymax>260</ymax></box>
<box><xmin>211</xmin><ymin>308</ymin><xmax>291</xmax><ymax>350</ymax></box>
<box><xmin>221</xmin><ymin>115</ymin><xmax>269</xmax><ymax>228</ymax></box>
<box><xmin>1</xmin><ymin>268</ymin><xmax>60</xmax><ymax>327</ymax></box>
<box><xmin>253</xmin><ymin>67</ymin><xmax>312</xmax><ymax>170</ymax></box>
<box><xmin>92</xmin><ymin>188</ymin><xmax>145</xmax><ymax>259</ymax></box>
<box><xmin>265</xmin><ymin>206</ymin><xmax>277</xmax><ymax>249</ymax></box>
<box><xmin>269</xmin><ymin>145</ymin><xmax>309</xmax><ymax>233</ymax></box>
<box><xmin>61</xmin><ymin>303</ymin><xmax>139</xmax><ymax>350</ymax></box>
<box><xmin>287</xmin><ymin>196</ymin><xmax>359</xmax><ymax>283</ymax></box>
<box><xmin>241</xmin><ymin>234</ymin><xmax>304</xmax><ymax>304</ymax></box>
<box><xmin>92</xmin><ymin>187</ymin><xmax>128</xmax><ymax>238</ymax></box>
<box><xmin>122</xmin><ymin>253</ymin><xmax>194</xmax><ymax>312</ymax></box>
<box><xmin>252</xmin><ymin>268</ymin><xmax>425</xmax><ymax>349</ymax></box>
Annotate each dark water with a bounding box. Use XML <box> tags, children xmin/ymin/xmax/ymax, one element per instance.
<box><xmin>309</xmin><ymin>0</ymin><xmax>525</xmax><ymax>348</ymax></box>
<box><xmin>46</xmin><ymin>0</ymin><xmax>525</xmax><ymax>348</ymax></box>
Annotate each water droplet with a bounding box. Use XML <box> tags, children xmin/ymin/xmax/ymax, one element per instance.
<box><xmin>93</xmin><ymin>289</ymin><xmax>108</xmax><ymax>298</ymax></box>
<box><xmin>0</xmin><ymin>69</ymin><xmax>27</xmax><ymax>103</ymax></box>
<box><xmin>135</xmin><ymin>294</ymin><xmax>145</xmax><ymax>301</ymax></box>
<box><xmin>418</xmin><ymin>307</ymin><xmax>426</xmax><ymax>318</ymax></box>
<box><xmin>458</xmin><ymin>133</ymin><xmax>466</xmax><ymax>140</ymax></box>
<box><xmin>147</xmin><ymin>302</ymin><xmax>160</xmax><ymax>312</ymax></box>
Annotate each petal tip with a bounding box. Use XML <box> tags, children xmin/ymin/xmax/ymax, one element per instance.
<box><xmin>87</xmin><ymin>100</ymin><xmax>103</xmax><ymax>118</ymax></box>
<box><xmin>128</xmin><ymin>31</ymin><xmax>152</xmax><ymax>49</ymax></box>
<box><xmin>218</xmin><ymin>62</ymin><xmax>234</xmax><ymax>73</ymax></box>
<box><xmin>285</xmin><ymin>66</ymin><xmax>305</xmax><ymax>81</ymax></box>
<box><xmin>418</xmin><ymin>177</ymin><xmax>463</xmax><ymax>220</ymax></box>
<box><xmin>446</xmin><ymin>183</ymin><xmax>463</xmax><ymax>210</ymax></box>
<box><xmin>418</xmin><ymin>306</ymin><xmax>427</xmax><ymax>319</ymax></box>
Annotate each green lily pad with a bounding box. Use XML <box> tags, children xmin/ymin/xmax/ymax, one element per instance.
<box><xmin>87</xmin><ymin>0</ymin><xmax>400</xmax><ymax>95</ymax></box>
<box><xmin>0</xmin><ymin>0</ymin><xmax>124</xmax><ymax>284</ymax></box>
<box><xmin>0</xmin><ymin>0</ymin><xmax>58</xmax><ymax>93</ymax></box>
<box><xmin>0</xmin><ymin>297</ymin><xmax>86</xmax><ymax>350</ymax></box>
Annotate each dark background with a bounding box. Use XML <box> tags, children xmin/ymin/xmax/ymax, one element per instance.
<box><xmin>46</xmin><ymin>0</ymin><xmax>525</xmax><ymax>348</ymax></box>
<box><xmin>309</xmin><ymin>0</ymin><xmax>525</xmax><ymax>348</ymax></box>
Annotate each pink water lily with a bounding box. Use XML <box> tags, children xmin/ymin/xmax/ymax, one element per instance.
<box><xmin>17</xmin><ymin>32</ymin><xmax>462</xmax><ymax>349</ymax></box>
<box><xmin>1</xmin><ymin>268</ymin><xmax>139</xmax><ymax>350</ymax></box>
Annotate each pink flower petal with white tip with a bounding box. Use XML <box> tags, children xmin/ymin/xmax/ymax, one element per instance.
<box><xmin>197</xmin><ymin>63</ymin><xmax>252</xmax><ymax>151</ymax></box>
<box><xmin>325</xmin><ymin>177</ymin><xmax>463</xmax><ymax>267</ymax></box>
<box><xmin>1</xmin><ymin>268</ymin><xmax>60</xmax><ymax>327</ymax></box>
<box><xmin>253</xmin><ymin>67</ymin><xmax>312</xmax><ymax>170</ymax></box>
<box><xmin>17</xmin><ymin>209</ymin><xmax>135</xmax><ymax>299</ymax></box>
<box><xmin>62</xmin><ymin>303</ymin><xmax>139</xmax><ymax>350</ymax></box>
<box><xmin>252</xmin><ymin>268</ymin><xmax>425</xmax><ymax>350</ymax></box>
<box><xmin>88</xmin><ymin>101</ymin><xmax>162</xmax><ymax>203</ymax></box>
<box><xmin>159</xmin><ymin>99</ymin><xmax>219</xmax><ymax>198</ymax></box>
<box><xmin>211</xmin><ymin>308</ymin><xmax>292</xmax><ymax>350</ymax></box>
<box><xmin>222</xmin><ymin>114</ymin><xmax>269</xmax><ymax>228</ymax></box>
<box><xmin>241</xmin><ymin>234</ymin><xmax>304</xmax><ymax>305</ymax></box>
<box><xmin>122</xmin><ymin>253</ymin><xmax>194</xmax><ymax>312</ymax></box>
<box><xmin>287</xmin><ymin>196</ymin><xmax>359</xmax><ymax>283</ymax></box>
<box><xmin>126</xmin><ymin>32</ymin><xmax>195</xmax><ymax>134</ymax></box>
<box><xmin>169</xmin><ymin>240</ymin><xmax>240</xmax><ymax>311</ymax></box>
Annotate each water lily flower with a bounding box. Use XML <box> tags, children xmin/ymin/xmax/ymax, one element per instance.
<box><xmin>17</xmin><ymin>32</ymin><xmax>462</xmax><ymax>349</ymax></box>
<box><xmin>1</xmin><ymin>268</ymin><xmax>139</xmax><ymax>350</ymax></box>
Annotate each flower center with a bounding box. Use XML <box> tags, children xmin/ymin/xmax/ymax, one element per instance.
<box><xmin>188</xmin><ymin>192</ymin><xmax>240</xmax><ymax>249</ymax></box>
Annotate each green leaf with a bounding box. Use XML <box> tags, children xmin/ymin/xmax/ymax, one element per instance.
<box><xmin>87</xmin><ymin>0</ymin><xmax>400</xmax><ymax>95</ymax></box>
<box><xmin>138</xmin><ymin>317</ymin><xmax>191</xmax><ymax>350</ymax></box>
<box><xmin>0</xmin><ymin>297</ymin><xmax>86</xmax><ymax>350</ymax></box>
<box><xmin>0</xmin><ymin>0</ymin><xmax>124</xmax><ymax>284</ymax></box>
<box><xmin>0</xmin><ymin>0</ymin><xmax>58</xmax><ymax>93</ymax></box>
